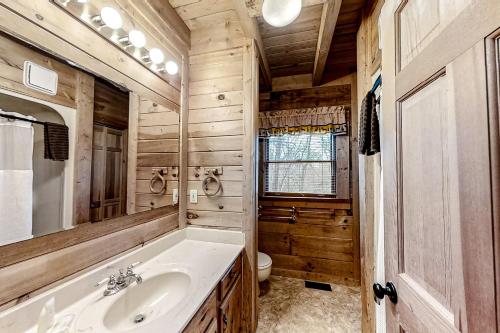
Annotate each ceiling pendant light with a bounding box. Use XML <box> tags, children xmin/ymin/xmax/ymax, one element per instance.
<box><xmin>100</xmin><ymin>7</ymin><xmax>122</xmax><ymax>29</ymax></box>
<box><xmin>262</xmin><ymin>0</ymin><xmax>302</xmax><ymax>27</ymax></box>
<box><xmin>149</xmin><ymin>48</ymin><xmax>165</xmax><ymax>64</ymax></box>
<box><xmin>128</xmin><ymin>30</ymin><xmax>146</xmax><ymax>48</ymax></box>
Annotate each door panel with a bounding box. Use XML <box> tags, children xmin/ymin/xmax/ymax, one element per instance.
<box><xmin>398</xmin><ymin>0</ymin><xmax>472</xmax><ymax>70</ymax></box>
<box><xmin>380</xmin><ymin>0</ymin><xmax>499</xmax><ymax>332</ymax></box>
<box><xmin>399</xmin><ymin>73</ymin><xmax>454</xmax><ymax>313</ymax></box>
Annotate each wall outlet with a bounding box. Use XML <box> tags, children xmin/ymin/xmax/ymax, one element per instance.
<box><xmin>190</xmin><ymin>190</ymin><xmax>198</xmax><ymax>204</ymax></box>
<box><xmin>173</xmin><ymin>188</ymin><xmax>179</xmax><ymax>204</ymax></box>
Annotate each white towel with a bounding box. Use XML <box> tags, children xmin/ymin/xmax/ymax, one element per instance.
<box><xmin>0</xmin><ymin>110</ymin><xmax>34</xmax><ymax>245</ymax></box>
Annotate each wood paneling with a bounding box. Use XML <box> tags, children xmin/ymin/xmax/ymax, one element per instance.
<box><xmin>73</xmin><ymin>72</ymin><xmax>95</xmax><ymax>224</ymax></box>
<box><xmin>0</xmin><ymin>205</ymin><xmax>178</xmax><ymax>269</ymax></box>
<box><xmin>136</xmin><ymin>96</ymin><xmax>180</xmax><ymax>211</ymax></box>
<box><xmin>260</xmin><ymin>84</ymin><xmax>351</xmax><ymax>111</ymax></box>
<box><xmin>0</xmin><ymin>33</ymin><xmax>77</xmax><ymax>108</ymax></box>
<box><xmin>258</xmin><ymin>198</ymin><xmax>359</xmax><ymax>285</ymax></box>
<box><xmin>93</xmin><ymin>80</ymin><xmax>129</xmax><ymax>129</ymax></box>
<box><xmin>169</xmin><ymin>1</ymin><xmax>257</xmax><ymax>330</ymax></box>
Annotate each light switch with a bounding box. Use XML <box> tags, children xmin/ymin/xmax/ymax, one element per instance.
<box><xmin>190</xmin><ymin>190</ymin><xmax>198</xmax><ymax>203</ymax></box>
<box><xmin>173</xmin><ymin>188</ymin><xmax>179</xmax><ymax>204</ymax></box>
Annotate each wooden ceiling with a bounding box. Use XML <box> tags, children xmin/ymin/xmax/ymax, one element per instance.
<box><xmin>257</xmin><ymin>4</ymin><xmax>324</xmax><ymax>78</ymax></box>
<box><xmin>249</xmin><ymin>0</ymin><xmax>366</xmax><ymax>86</ymax></box>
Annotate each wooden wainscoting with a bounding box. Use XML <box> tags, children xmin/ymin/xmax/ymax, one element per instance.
<box><xmin>258</xmin><ymin>197</ymin><xmax>359</xmax><ymax>286</ymax></box>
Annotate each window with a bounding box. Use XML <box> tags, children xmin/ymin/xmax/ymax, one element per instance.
<box><xmin>263</xmin><ymin>132</ymin><xmax>337</xmax><ymax>195</ymax></box>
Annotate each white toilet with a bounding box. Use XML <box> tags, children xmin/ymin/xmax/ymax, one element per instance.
<box><xmin>258</xmin><ymin>252</ymin><xmax>272</xmax><ymax>282</ymax></box>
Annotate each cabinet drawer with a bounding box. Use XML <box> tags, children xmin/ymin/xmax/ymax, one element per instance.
<box><xmin>184</xmin><ymin>289</ymin><xmax>217</xmax><ymax>333</ymax></box>
<box><xmin>219</xmin><ymin>255</ymin><xmax>242</xmax><ymax>301</ymax></box>
<box><xmin>205</xmin><ymin>319</ymin><xmax>218</xmax><ymax>333</ymax></box>
<box><xmin>219</xmin><ymin>275</ymin><xmax>242</xmax><ymax>333</ymax></box>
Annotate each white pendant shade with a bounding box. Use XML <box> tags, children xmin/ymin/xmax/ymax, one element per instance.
<box><xmin>262</xmin><ymin>0</ymin><xmax>302</xmax><ymax>27</ymax></box>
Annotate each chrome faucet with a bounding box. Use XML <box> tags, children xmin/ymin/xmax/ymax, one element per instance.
<box><xmin>95</xmin><ymin>262</ymin><xmax>142</xmax><ymax>297</ymax></box>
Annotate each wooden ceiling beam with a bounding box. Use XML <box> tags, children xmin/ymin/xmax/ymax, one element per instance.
<box><xmin>312</xmin><ymin>0</ymin><xmax>342</xmax><ymax>85</ymax></box>
<box><xmin>232</xmin><ymin>0</ymin><xmax>272</xmax><ymax>91</ymax></box>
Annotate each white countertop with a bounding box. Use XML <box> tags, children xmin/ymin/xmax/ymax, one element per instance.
<box><xmin>0</xmin><ymin>227</ymin><xmax>244</xmax><ymax>333</ymax></box>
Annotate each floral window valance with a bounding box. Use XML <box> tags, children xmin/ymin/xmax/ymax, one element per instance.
<box><xmin>259</xmin><ymin>106</ymin><xmax>349</xmax><ymax>137</ymax></box>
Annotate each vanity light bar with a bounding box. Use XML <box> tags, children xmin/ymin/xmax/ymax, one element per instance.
<box><xmin>67</xmin><ymin>0</ymin><xmax>179</xmax><ymax>76</ymax></box>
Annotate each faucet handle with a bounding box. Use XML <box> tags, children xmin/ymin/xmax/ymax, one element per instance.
<box><xmin>95</xmin><ymin>274</ymin><xmax>116</xmax><ymax>288</ymax></box>
<box><xmin>127</xmin><ymin>262</ymin><xmax>142</xmax><ymax>270</ymax></box>
<box><xmin>126</xmin><ymin>262</ymin><xmax>142</xmax><ymax>274</ymax></box>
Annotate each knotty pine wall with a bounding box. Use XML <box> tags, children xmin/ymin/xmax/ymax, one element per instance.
<box><xmin>135</xmin><ymin>98</ymin><xmax>180</xmax><ymax>212</ymax></box>
<box><xmin>170</xmin><ymin>0</ymin><xmax>248</xmax><ymax>230</ymax></box>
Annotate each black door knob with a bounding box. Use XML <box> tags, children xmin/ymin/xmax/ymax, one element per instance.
<box><xmin>373</xmin><ymin>282</ymin><xmax>398</xmax><ymax>304</ymax></box>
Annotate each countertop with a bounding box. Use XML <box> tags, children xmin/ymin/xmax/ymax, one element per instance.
<box><xmin>0</xmin><ymin>227</ymin><xmax>244</xmax><ymax>333</ymax></box>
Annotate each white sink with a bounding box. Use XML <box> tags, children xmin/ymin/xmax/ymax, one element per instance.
<box><xmin>75</xmin><ymin>270</ymin><xmax>192</xmax><ymax>332</ymax></box>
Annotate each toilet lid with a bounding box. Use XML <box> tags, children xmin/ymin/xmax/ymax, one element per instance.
<box><xmin>258</xmin><ymin>252</ymin><xmax>272</xmax><ymax>268</ymax></box>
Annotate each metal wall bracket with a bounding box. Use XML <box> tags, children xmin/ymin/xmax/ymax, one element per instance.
<box><xmin>203</xmin><ymin>167</ymin><xmax>223</xmax><ymax>175</ymax></box>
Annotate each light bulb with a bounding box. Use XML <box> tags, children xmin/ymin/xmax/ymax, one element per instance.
<box><xmin>149</xmin><ymin>48</ymin><xmax>164</xmax><ymax>64</ymax></box>
<box><xmin>129</xmin><ymin>30</ymin><xmax>146</xmax><ymax>48</ymax></box>
<box><xmin>165</xmin><ymin>61</ymin><xmax>179</xmax><ymax>75</ymax></box>
<box><xmin>262</xmin><ymin>0</ymin><xmax>302</xmax><ymax>27</ymax></box>
<box><xmin>77</xmin><ymin>0</ymin><xmax>88</xmax><ymax>3</ymax></box>
<box><xmin>100</xmin><ymin>7</ymin><xmax>122</xmax><ymax>29</ymax></box>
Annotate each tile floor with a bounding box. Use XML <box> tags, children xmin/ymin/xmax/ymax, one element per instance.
<box><xmin>256</xmin><ymin>275</ymin><xmax>361</xmax><ymax>333</ymax></box>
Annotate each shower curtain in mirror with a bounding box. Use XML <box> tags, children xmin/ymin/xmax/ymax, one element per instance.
<box><xmin>0</xmin><ymin>110</ymin><xmax>34</xmax><ymax>245</ymax></box>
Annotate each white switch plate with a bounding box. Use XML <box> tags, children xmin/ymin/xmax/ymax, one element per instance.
<box><xmin>190</xmin><ymin>190</ymin><xmax>198</xmax><ymax>204</ymax></box>
<box><xmin>173</xmin><ymin>188</ymin><xmax>179</xmax><ymax>204</ymax></box>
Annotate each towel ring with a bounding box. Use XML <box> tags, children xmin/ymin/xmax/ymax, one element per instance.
<box><xmin>202</xmin><ymin>170</ymin><xmax>222</xmax><ymax>197</ymax></box>
<box><xmin>150</xmin><ymin>169</ymin><xmax>166</xmax><ymax>195</ymax></box>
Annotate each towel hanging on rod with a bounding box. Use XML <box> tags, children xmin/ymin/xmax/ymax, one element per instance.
<box><xmin>0</xmin><ymin>112</ymin><xmax>69</xmax><ymax>161</ymax></box>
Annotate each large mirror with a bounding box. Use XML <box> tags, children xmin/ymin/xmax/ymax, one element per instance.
<box><xmin>0</xmin><ymin>32</ymin><xmax>180</xmax><ymax>247</ymax></box>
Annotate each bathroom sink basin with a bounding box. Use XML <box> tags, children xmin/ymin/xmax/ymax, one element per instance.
<box><xmin>76</xmin><ymin>271</ymin><xmax>191</xmax><ymax>332</ymax></box>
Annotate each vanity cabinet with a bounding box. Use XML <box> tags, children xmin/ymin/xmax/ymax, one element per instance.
<box><xmin>183</xmin><ymin>254</ymin><xmax>242</xmax><ymax>333</ymax></box>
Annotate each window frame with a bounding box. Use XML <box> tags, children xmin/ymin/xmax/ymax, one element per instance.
<box><xmin>262</xmin><ymin>132</ymin><xmax>338</xmax><ymax>197</ymax></box>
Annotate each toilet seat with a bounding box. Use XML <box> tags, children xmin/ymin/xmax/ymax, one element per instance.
<box><xmin>258</xmin><ymin>252</ymin><xmax>272</xmax><ymax>269</ymax></box>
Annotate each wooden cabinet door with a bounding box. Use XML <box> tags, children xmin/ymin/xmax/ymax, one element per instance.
<box><xmin>219</xmin><ymin>276</ymin><xmax>242</xmax><ymax>333</ymax></box>
<box><xmin>379</xmin><ymin>0</ymin><xmax>499</xmax><ymax>332</ymax></box>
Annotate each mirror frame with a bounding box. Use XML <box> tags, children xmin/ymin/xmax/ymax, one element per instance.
<box><xmin>0</xmin><ymin>205</ymin><xmax>178</xmax><ymax>269</ymax></box>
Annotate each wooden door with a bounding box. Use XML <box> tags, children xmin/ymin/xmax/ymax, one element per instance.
<box><xmin>91</xmin><ymin>125</ymin><xmax>128</xmax><ymax>222</ymax></box>
<box><xmin>379</xmin><ymin>0</ymin><xmax>500</xmax><ymax>332</ymax></box>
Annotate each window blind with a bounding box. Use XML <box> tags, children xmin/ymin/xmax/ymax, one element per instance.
<box><xmin>263</xmin><ymin>133</ymin><xmax>336</xmax><ymax>195</ymax></box>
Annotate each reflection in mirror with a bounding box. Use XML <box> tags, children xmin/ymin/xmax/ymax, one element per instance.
<box><xmin>0</xmin><ymin>93</ymin><xmax>75</xmax><ymax>245</ymax></box>
<box><xmin>0</xmin><ymin>34</ymin><xmax>180</xmax><ymax>247</ymax></box>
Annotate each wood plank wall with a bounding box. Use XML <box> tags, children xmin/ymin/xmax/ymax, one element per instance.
<box><xmin>136</xmin><ymin>97</ymin><xmax>180</xmax><ymax>212</ymax></box>
<box><xmin>173</xmin><ymin>0</ymin><xmax>247</xmax><ymax>229</ymax></box>
<box><xmin>356</xmin><ymin>1</ymin><xmax>384</xmax><ymax>332</ymax></box>
<box><xmin>258</xmin><ymin>81</ymin><xmax>360</xmax><ymax>286</ymax></box>
<box><xmin>259</xmin><ymin>198</ymin><xmax>357</xmax><ymax>285</ymax></box>
<box><xmin>169</xmin><ymin>1</ymin><xmax>258</xmax><ymax>331</ymax></box>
